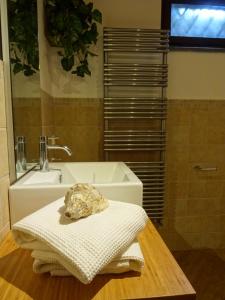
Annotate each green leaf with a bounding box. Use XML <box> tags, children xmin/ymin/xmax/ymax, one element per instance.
<box><xmin>13</xmin><ymin>63</ymin><xmax>24</xmax><ymax>74</ymax></box>
<box><xmin>44</xmin><ymin>0</ymin><xmax>102</xmax><ymax>78</ymax></box>
<box><xmin>78</xmin><ymin>3</ymin><xmax>92</xmax><ymax>15</ymax></box>
<box><xmin>74</xmin><ymin>63</ymin><xmax>91</xmax><ymax>77</ymax></box>
<box><xmin>46</xmin><ymin>0</ymin><xmax>56</xmax><ymax>7</ymax></box>
<box><xmin>55</xmin><ymin>13</ymin><xmax>65</xmax><ymax>31</ymax></box>
<box><xmin>23</xmin><ymin>66</ymin><xmax>36</xmax><ymax>76</ymax></box>
<box><xmin>81</xmin><ymin>23</ymin><xmax>98</xmax><ymax>44</ymax></box>
<box><xmin>72</xmin><ymin>42</ymin><xmax>80</xmax><ymax>52</ymax></box>
<box><xmin>72</xmin><ymin>0</ymin><xmax>79</xmax><ymax>7</ymax></box>
<box><xmin>11</xmin><ymin>58</ymin><xmax>19</xmax><ymax>64</ymax></box>
<box><xmin>70</xmin><ymin>14</ymin><xmax>83</xmax><ymax>34</ymax></box>
<box><xmin>92</xmin><ymin>9</ymin><xmax>102</xmax><ymax>23</ymax></box>
<box><xmin>75</xmin><ymin>65</ymin><xmax>85</xmax><ymax>77</ymax></box>
<box><xmin>9</xmin><ymin>0</ymin><xmax>39</xmax><ymax>76</ymax></box>
<box><xmin>61</xmin><ymin>55</ymin><xmax>74</xmax><ymax>71</ymax></box>
<box><xmin>63</xmin><ymin>41</ymin><xmax>74</xmax><ymax>57</ymax></box>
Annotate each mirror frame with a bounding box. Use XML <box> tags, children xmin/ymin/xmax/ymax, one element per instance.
<box><xmin>0</xmin><ymin>0</ymin><xmax>17</xmax><ymax>183</ymax></box>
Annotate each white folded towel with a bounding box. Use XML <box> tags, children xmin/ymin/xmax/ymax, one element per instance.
<box><xmin>13</xmin><ymin>197</ymin><xmax>148</xmax><ymax>284</ymax></box>
<box><xmin>31</xmin><ymin>239</ymin><xmax>144</xmax><ymax>276</ymax></box>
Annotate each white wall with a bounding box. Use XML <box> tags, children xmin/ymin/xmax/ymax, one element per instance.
<box><xmin>49</xmin><ymin>39</ymin><xmax>103</xmax><ymax>98</ymax></box>
<box><xmin>167</xmin><ymin>51</ymin><xmax>225</xmax><ymax>100</ymax></box>
<box><xmin>96</xmin><ymin>0</ymin><xmax>225</xmax><ymax>100</ymax></box>
<box><xmin>94</xmin><ymin>0</ymin><xmax>161</xmax><ymax>29</ymax></box>
<box><xmin>10</xmin><ymin>0</ymin><xmax>225</xmax><ymax>100</ymax></box>
<box><xmin>12</xmin><ymin>72</ymin><xmax>40</xmax><ymax>98</ymax></box>
<box><xmin>50</xmin><ymin>0</ymin><xmax>225</xmax><ymax>100</ymax></box>
<box><xmin>49</xmin><ymin>0</ymin><xmax>161</xmax><ymax>98</ymax></box>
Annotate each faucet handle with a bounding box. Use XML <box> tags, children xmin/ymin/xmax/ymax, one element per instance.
<box><xmin>15</xmin><ymin>136</ymin><xmax>26</xmax><ymax>149</ymax></box>
<box><xmin>40</xmin><ymin>136</ymin><xmax>48</xmax><ymax>143</ymax></box>
<box><xmin>48</xmin><ymin>136</ymin><xmax>59</xmax><ymax>145</ymax></box>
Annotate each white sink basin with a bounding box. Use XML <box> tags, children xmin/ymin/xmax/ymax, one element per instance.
<box><xmin>9</xmin><ymin>162</ymin><xmax>143</xmax><ymax>224</ymax></box>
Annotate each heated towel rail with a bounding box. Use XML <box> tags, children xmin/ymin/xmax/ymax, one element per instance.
<box><xmin>103</xmin><ymin>27</ymin><xmax>169</xmax><ymax>222</ymax></box>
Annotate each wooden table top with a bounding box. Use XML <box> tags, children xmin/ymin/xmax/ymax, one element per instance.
<box><xmin>0</xmin><ymin>220</ymin><xmax>196</xmax><ymax>300</ymax></box>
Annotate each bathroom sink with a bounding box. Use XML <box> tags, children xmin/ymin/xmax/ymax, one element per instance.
<box><xmin>9</xmin><ymin>162</ymin><xmax>143</xmax><ymax>224</ymax></box>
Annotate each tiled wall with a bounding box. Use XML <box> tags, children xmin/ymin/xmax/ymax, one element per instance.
<box><xmin>0</xmin><ymin>61</ymin><xmax>10</xmax><ymax>242</ymax></box>
<box><xmin>11</xmin><ymin>95</ymin><xmax>225</xmax><ymax>250</ymax></box>
<box><xmin>159</xmin><ymin>99</ymin><xmax>225</xmax><ymax>250</ymax></box>
<box><xmin>41</xmin><ymin>90</ymin><xmax>54</xmax><ymax>137</ymax></box>
<box><xmin>13</xmin><ymin>97</ymin><xmax>42</xmax><ymax>161</ymax></box>
<box><xmin>13</xmin><ymin>95</ymin><xmax>103</xmax><ymax>162</ymax></box>
<box><xmin>52</xmin><ymin>98</ymin><xmax>103</xmax><ymax>162</ymax></box>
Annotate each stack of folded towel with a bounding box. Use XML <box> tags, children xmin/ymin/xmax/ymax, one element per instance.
<box><xmin>12</xmin><ymin>197</ymin><xmax>148</xmax><ymax>284</ymax></box>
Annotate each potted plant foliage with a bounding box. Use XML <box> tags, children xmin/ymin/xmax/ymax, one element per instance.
<box><xmin>45</xmin><ymin>0</ymin><xmax>102</xmax><ymax>77</ymax></box>
<box><xmin>8</xmin><ymin>0</ymin><xmax>39</xmax><ymax>76</ymax></box>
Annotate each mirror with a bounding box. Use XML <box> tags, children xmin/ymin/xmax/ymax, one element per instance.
<box><xmin>8</xmin><ymin>0</ymin><xmax>103</xmax><ymax>179</ymax></box>
<box><xmin>8</xmin><ymin>0</ymin><xmax>41</xmax><ymax>177</ymax></box>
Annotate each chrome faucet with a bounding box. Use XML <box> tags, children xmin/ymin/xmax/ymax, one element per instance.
<box><xmin>15</xmin><ymin>136</ymin><xmax>27</xmax><ymax>172</ymax></box>
<box><xmin>39</xmin><ymin>136</ymin><xmax>72</xmax><ymax>171</ymax></box>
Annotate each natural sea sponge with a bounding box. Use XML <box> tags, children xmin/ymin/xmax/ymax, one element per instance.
<box><xmin>64</xmin><ymin>183</ymin><xmax>109</xmax><ymax>220</ymax></box>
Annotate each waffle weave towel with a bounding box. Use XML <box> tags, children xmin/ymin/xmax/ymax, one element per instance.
<box><xmin>12</xmin><ymin>198</ymin><xmax>148</xmax><ymax>284</ymax></box>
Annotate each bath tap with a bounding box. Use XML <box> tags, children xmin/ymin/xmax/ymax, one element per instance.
<box><xmin>39</xmin><ymin>136</ymin><xmax>72</xmax><ymax>172</ymax></box>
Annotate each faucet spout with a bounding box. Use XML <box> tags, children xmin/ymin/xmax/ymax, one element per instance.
<box><xmin>39</xmin><ymin>136</ymin><xmax>72</xmax><ymax>172</ymax></box>
<box><xmin>47</xmin><ymin>145</ymin><xmax>72</xmax><ymax>156</ymax></box>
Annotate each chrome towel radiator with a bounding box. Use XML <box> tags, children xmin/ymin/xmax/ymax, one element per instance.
<box><xmin>103</xmin><ymin>27</ymin><xmax>169</xmax><ymax>222</ymax></box>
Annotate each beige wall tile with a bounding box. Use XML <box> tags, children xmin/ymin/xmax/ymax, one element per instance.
<box><xmin>13</xmin><ymin>98</ymin><xmax>41</xmax><ymax>127</ymax></box>
<box><xmin>170</xmin><ymin>233</ymin><xmax>192</xmax><ymax>251</ymax></box>
<box><xmin>172</xmin><ymin>217</ymin><xmax>188</xmax><ymax>234</ymax></box>
<box><xmin>202</xmin><ymin>215</ymin><xmax>222</xmax><ymax>233</ymax></box>
<box><xmin>188</xmin><ymin>180</ymin><xmax>207</xmax><ymax>198</ymax></box>
<box><xmin>41</xmin><ymin>90</ymin><xmax>54</xmax><ymax>126</ymax></box>
<box><xmin>189</xmin><ymin>111</ymin><xmax>208</xmax><ymax>145</ymax></box>
<box><xmin>165</xmin><ymin>145</ymin><xmax>189</xmax><ymax>164</ymax></box>
<box><xmin>207</xmin><ymin>125</ymin><xmax>225</xmax><ymax>145</ymax></box>
<box><xmin>166</xmin><ymin>161</ymin><xmax>189</xmax><ymax>182</ymax></box>
<box><xmin>75</xmin><ymin>99</ymin><xmax>103</xmax><ymax>126</ymax></box>
<box><xmin>54</xmin><ymin>126</ymin><xmax>74</xmax><ymax>145</ymax></box>
<box><xmin>220</xmin><ymin>198</ymin><xmax>225</xmax><ymax>214</ymax></box>
<box><xmin>167</xmin><ymin>100</ymin><xmax>191</xmax><ymax>127</ymax></box>
<box><xmin>187</xmin><ymin>197</ymin><xmax>220</xmax><ymax>216</ymax></box>
<box><xmin>165</xmin><ymin>99</ymin><xmax>225</xmax><ymax>249</ymax></box>
<box><xmin>0</xmin><ymin>175</ymin><xmax>10</xmax><ymax>231</ymax></box>
<box><xmin>202</xmin><ymin>232</ymin><xmax>223</xmax><ymax>249</ymax></box>
<box><xmin>168</xmin><ymin>198</ymin><xmax>187</xmax><ymax>217</ymax></box>
<box><xmin>53</xmin><ymin>102</ymin><xmax>76</xmax><ymax>126</ymax></box>
<box><xmin>0</xmin><ymin>223</ymin><xmax>10</xmax><ymax>244</ymax></box>
<box><xmin>181</xmin><ymin>232</ymin><xmax>205</xmax><ymax>249</ymax></box>
<box><xmin>188</xmin><ymin>145</ymin><xmax>210</xmax><ymax>163</ymax></box>
<box><xmin>72</xmin><ymin>126</ymin><xmax>102</xmax><ymax>161</ymax></box>
<box><xmin>167</xmin><ymin>181</ymin><xmax>189</xmax><ymax>200</ymax></box>
<box><xmin>167</xmin><ymin>125</ymin><xmax>190</xmax><ymax>147</ymax></box>
<box><xmin>208</xmin><ymin>101</ymin><xmax>225</xmax><ymax>126</ymax></box>
<box><xmin>0</xmin><ymin>129</ymin><xmax>9</xmax><ymax>177</ymax></box>
<box><xmin>185</xmin><ymin>216</ymin><xmax>205</xmax><ymax>233</ymax></box>
<box><xmin>0</xmin><ymin>62</ymin><xmax>10</xmax><ymax>241</ymax></box>
<box><xmin>0</xmin><ymin>61</ymin><xmax>6</xmax><ymax>128</ymax></box>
